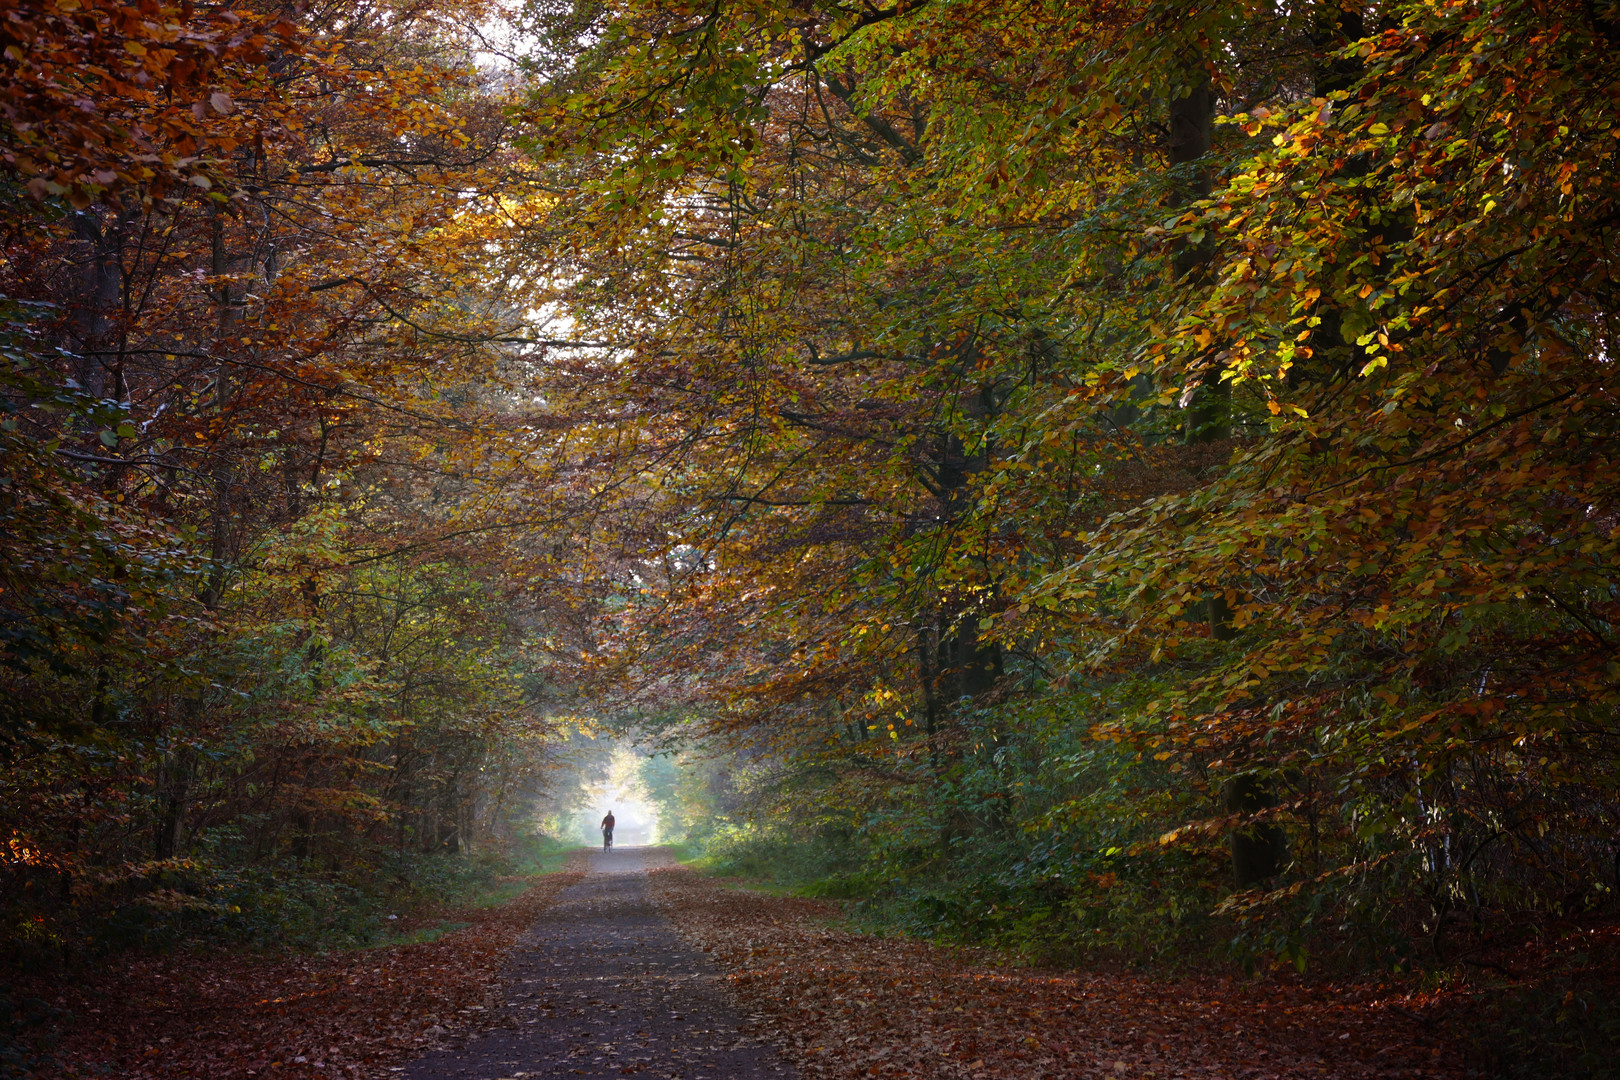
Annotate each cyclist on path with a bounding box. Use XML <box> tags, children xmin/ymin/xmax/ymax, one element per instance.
<box><xmin>601</xmin><ymin>810</ymin><xmax>615</xmax><ymax>851</ymax></box>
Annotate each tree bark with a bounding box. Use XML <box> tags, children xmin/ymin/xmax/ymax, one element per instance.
<box><xmin>1224</xmin><ymin>772</ymin><xmax>1287</xmax><ymax>887</ymax></box>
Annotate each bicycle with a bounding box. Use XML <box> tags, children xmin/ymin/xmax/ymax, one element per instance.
<box><xmin>602</xmin><ymin>828</ymin><xmax>613</xmax><ymax>852</ymax></box>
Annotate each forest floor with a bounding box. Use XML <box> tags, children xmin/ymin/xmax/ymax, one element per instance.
<box><xmin>21</xmin><ymin>847</ymin><xmax>1612</xmax><ymax>1080</ymax></box>
<box><xmin>646</xmin><ymin>864</ymin><xmax>1465</xmax><ymax>1080</ymax></box>
<box><xmin>32</xmin><ymin>852</ymin><xmax>592</xmax><ymax>1079</ymax></box>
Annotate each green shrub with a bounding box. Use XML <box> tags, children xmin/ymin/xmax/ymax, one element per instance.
<box><xmin>1</xmin><ymin>833</ymin><xmax>575</xmax><ymax>964</ymax></box>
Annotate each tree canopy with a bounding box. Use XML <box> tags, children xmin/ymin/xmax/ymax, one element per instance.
<box><xmin>2</xmin><ymin>0</ymin><xmax>1617</xmax><ymax>999</ymax></box>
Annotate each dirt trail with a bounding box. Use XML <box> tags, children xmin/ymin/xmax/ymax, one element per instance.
<box><xmin>400</xmin><ymin>846</ymin><xmax>795</xmax><ymax>1080</ymax></box>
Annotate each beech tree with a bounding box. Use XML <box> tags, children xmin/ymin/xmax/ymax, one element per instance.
<box><xmin>0</xmin><ymin>0</ymin><xmax>586</xmax><ymax>948</ymax></box>
<box><xmin>520</xmin><ymin>0</ymin><xmax>1620</xmax><ymax>961</ymax></box>
<box><xmin>4</xmin><ymin>0</ymin><xmax>1616</xmax><ymax>976</ymax></box>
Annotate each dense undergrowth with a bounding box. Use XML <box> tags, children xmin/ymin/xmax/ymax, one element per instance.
<box><xmin>653</xmin><ymin>699</ymin><xmax>1620</xmax><ymax>1080</ymax></box>
<box><xmin>658</xmin><ymin>679</ymin><xmax>1620</xmax><ymax>976</ymax></box>
<box><xmin>680</xmin><ymin>819</ymin><xmax>1618</xmax><ymax>1080</ymax></box>
<box><xmin>677</xmin><ymin>809</ymin><xmax>1613</xmax><ymax>1080</ymax></box>
<box><xmin>2</xmin><ymin>834</ymin><xmax>575</xmax><ymax>968</ymax></box>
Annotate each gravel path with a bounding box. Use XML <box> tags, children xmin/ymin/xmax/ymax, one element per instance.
<box><xmin>400</xmin><ymin>847</ymin><xmax>796</xmax><ymax>1080</ymax></box>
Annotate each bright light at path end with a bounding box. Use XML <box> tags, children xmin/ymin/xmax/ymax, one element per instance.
<box><xmin>592</xmin><ymin>794</ymin><xmax>658</xmax><ymax>846</ymax></box>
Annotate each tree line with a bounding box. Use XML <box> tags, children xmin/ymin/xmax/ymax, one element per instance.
<box><xmin>1</xmin><ymin>0</ymin><xmax>593</xmax><ymax>955</ymax></box>
<box><xmin>3</xmin><ymin>0</ymin><xmax>1618</xmax><ymax>1002</ymax></box>
<box><xmin>525</xmin><ymin>0</ymin><xmax>1620</xmax><ymax>978</ymax></box>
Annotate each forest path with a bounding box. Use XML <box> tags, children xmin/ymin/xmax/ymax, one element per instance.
<box><xmin>400</xmin><ymin>846</ymin><xmax>795</xmax><ymax>1080</ymax></box>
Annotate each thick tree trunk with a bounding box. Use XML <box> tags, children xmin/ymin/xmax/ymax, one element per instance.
<box><xmin>158</xmin><ymin>208</ymin><xmax>243</xmax><ymax>861</ymax></box>
<box><xmin>1224</xmin><ymin>772</ymin><xmax>1287</xmax><ymax>887</ymax></box>
<box><xmin>1314</xmin><ymin>0</ymin><xmax>1367</xmax><ymax>99</ymax></box>
<box><xmin>917</xmin><ymin>622</ymin><xmax>941</xmax><ymax>737</ymax></box>
<box><xmin>1165</xmin><ymin>52</ymin><xmax>1281</xmax><ymax>876</ymax></box>
<box><xmin>153</xmin><ymin>745</ymin><xmax>194</xmax><ymax>860</ymax></box>
<box><xmin>201</xmin><ymin>207</ymin><xmax>237</xmax><ymax>610</ymax></box>
<box><xmin>943</xmin><ymin>623</ymin><xmax>1002</xmax><ymax>698</ymax></box>
<box><xmin>71</xmin><ymin>209</ymin><xmax>126</xmax><ymax>401</ymax></box>
<box><xmin>1172</xmin><ymin>68</ymin><xmax>1225</xmax><ymax>443</ymax></box>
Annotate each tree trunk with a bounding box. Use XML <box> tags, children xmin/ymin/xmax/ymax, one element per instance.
<box><xmin>1224</xmin><ymin>772</ymin><xmax>1287</xmax><ymax>887</ymax></box>
<box><xmin>153</xmin><ymin>745</ymin><xmax>194</xmax><ymax>860</ymax></box>
<box><xmin>1172</xmin><ymin>68</ymin><xmax>1226</xmax><ymax>443</ymax></box>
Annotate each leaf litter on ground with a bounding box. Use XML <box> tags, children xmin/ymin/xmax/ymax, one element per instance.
<box><xmin>645</xmin><ymin>865</ymin><xmax>1467</xmax><ymax>1080</ymax></box>
<box><xmin>31</xmin><ymin>853</ymin><xmax>1596</xmax><ymax>1080</ymax></box>
<box><xmin>33</xmin><ymin>853</ymin><xmax>587</xmax><ymax>1079</ymax></box>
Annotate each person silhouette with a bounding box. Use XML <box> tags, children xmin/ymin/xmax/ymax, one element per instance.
<box><xmin>600</xmin><ymin>810</ymin><xmax>615</xmax><ymax>851</ymax></box>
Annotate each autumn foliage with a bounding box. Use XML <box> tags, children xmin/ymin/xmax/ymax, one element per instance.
<box><xmin>3</xmin><ymin>0</ymin><xmax>1619</xmax><ymax>1073</ymax></box>
<box><xmin>1</xmin><ymin>0</ymin><xmax>583</xmax><ymax>962</ymax></box>
<box><xmin>516</xmin><ymin>0</ymin><xmax>1620</xmax><ymax>991</ymax></box>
